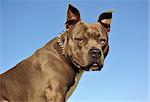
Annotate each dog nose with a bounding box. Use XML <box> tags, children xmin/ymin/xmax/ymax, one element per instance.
<box><xmin>89</xmin><ymin>48</ymin><xmax>101</xmax><ymax>60</ymax></box>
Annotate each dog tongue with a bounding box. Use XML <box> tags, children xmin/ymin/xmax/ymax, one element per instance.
<box><xmin>92</xmin><ymin>63</ymin><xmax>98</xmax><ymax>67</ymax></box>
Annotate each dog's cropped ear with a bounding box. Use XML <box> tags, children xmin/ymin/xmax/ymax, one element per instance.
<box><xmin>98</xmin><ymin>10</ymin><xmax>114</xmax><ymax>32</ymax></box>
<box><xmin>65</xmin><ymin>4</ymin><xmax>81</xmax><ymax>31</ymax></box>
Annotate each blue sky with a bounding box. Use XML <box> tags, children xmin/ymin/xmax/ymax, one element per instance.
<box><xmin>0</xmin><ymin>0</ymin><xmax>149</xmax><ymax>102</ymax></box>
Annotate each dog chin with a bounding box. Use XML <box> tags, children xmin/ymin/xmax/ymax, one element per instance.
<box><xmin>73</xmin><ymin>59</ymin><xmax>103</xmax><ymax>71</ymax></box>
<box><xmin>83</xmin><ymin>63</ymin><xmax>103</xmax><ymax>71</ymax></box>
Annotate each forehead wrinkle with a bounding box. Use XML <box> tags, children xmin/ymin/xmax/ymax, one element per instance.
<box><xmin>86</xmin><ymin>24</ymin><xmax>100</xmax><ymax>38</ymax></box>
<box><xmin>85</xmin><ymin>30</ymin><xmax>96</xmax><ymax>39</ymax></box>
<box><xmin>74</xmin><ymin>22</ymin><xmax>89</xmax><ymax>38</ymax></box>
<box><xmin>86</xmin><ymin>23</ymin><xmax>108</xmax><ymax>38</ymax></box>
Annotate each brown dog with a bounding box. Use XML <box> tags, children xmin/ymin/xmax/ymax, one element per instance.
<box><xmin>0</xmin><ymin>4</ymin><xmax>113</xmax><ymax>102</ymax></box>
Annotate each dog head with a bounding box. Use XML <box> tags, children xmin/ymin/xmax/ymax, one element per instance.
<box><xmin>63</xmin><ymin>4</ymin><xmax>113</xmax><ymax>71</ymax></box>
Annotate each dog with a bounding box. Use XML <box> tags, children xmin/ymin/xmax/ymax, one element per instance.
<box><xmin>0</xmin><ymin>4</ymin><xmax>113</xmax><ymax>102</ymax></box>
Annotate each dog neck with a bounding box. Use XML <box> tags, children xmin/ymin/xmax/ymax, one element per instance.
<box><xmin>57</xmin><ymin>32</ymin><xmax>81</xmax><ymax>72</ymax></box>
<box><xmin>57</xmin><ymin>32</ymin><xmax>65</xmax><ymax>55</ymax></box>
<box><xmin>57</xmin><ymin>32</ymin><xmax>85</xmax><ymax>100</ymax></box>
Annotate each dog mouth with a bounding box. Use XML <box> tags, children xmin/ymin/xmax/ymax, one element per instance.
<box><xmin>73</xmin><ymin>60</ymin><xmax>103</xmax><ymax>71</ymax></box>
<box><xmin>71</xmin><ymin>55</ymin><xmax>104</xmax><ymax>71</ymax></box>
<box><xmin>85</xmin><ymin>62</ymin><xmax>103</xmax><ymax>71</ymax></box>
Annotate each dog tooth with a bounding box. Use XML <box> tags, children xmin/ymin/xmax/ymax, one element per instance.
<box><xmin>77</xmin><ymin>65</ymin><xmax>80</xmax><ymax>68</ymax></box>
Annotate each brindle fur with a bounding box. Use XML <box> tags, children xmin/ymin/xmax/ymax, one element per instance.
<box><xmin>0</xmin><ymin>4</ymin><xmax>113</xmax><ymax>102</ymax></box>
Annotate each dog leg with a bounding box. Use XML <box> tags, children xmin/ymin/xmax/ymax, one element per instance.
<box><xmin>0</xmin><ymin>100</ymin><xmax>9</xmax><ymax>102</ymax></box>
<box><xmin>44</xmin><ymin>79</ymin><xmax>65</xmax><ymax>102</ymax></box>
<box><xmin>45</xmin><ymin>89</ymin><xmax>64</xmax><ymax>102</ymax></box>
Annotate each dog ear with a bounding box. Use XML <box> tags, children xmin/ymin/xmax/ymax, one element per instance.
<box><xmin>65</xmin><ymin>4</ymin><xmax>81</xmax><ymax>31</ymax></box>
<box><xmin>98</xmin><ymin>10</ymin><xmax>114</xmax><ymax>32</ymax></box>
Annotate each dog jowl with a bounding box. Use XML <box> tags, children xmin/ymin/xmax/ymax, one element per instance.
<box><xmin>0</xmin><ymin>4</ymin><xmax>113</xmax><ymax>102</ymax></box>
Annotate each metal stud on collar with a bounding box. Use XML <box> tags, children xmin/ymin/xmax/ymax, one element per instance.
<box><xmin>58</xmin><ymin>33</ymin><xmax>65</xmax><ymax>55</ymax></box>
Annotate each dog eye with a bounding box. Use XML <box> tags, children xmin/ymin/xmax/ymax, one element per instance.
<box><xmin>99</xmin><ymin>39</ymin><xmax>106</xmax><ymax>44</ymax></box>
<box><xmin>76</xmin><ymin>38</ymin><xmax>84</xmax><ymax>43</ymax></box>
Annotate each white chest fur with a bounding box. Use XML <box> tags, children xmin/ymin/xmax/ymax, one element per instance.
<box><xmin>65</xmin><ymin>70</ymin><xmax>84</xmax><ymax>101</ymax></box>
